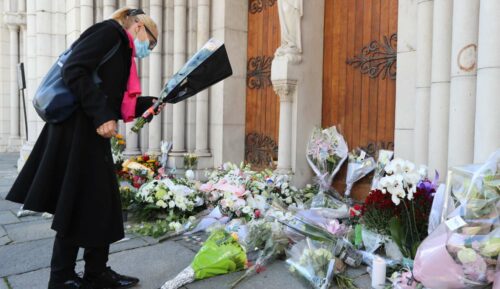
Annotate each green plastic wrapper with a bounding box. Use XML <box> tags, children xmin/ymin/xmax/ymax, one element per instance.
<box><xmin>192</xmin><ymin>230</ymin><xmax>247</xmax><ymax>280</ymax></box>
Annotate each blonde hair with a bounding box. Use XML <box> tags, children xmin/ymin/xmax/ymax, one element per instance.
<box><xmin>110</xmin><ymin>7</ymin><xmax>158</xmax><ymax>39</ymax></box>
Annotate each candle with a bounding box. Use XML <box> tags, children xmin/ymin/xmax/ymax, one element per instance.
<box><xmin>371</xmin><ymin>256</ymin><xmax>387</xmax><ymax>289</ymax></box>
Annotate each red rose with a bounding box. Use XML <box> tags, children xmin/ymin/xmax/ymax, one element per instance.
<box><xmin>254</xmin><ymin>209</ymin><xmax>261</xmax><ymax>218</ymax></box>
<box><xmin>142</xmin><ymin>155</ymin><xmax>149</xmax><ymax>162</ymax></box>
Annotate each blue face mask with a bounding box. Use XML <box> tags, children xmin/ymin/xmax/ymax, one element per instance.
<box><xmin>134</xmin><ymin>38</ymin><xmax>151</xmax><ymax>59</ymax></box>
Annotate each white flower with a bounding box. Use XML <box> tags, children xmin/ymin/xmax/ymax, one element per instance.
<box><xmin>285</xmin><ymin>197</ymin><xmax>293</xmax><ymax>204</ymax></box>
<box><xmin>242</xmin><ymin>206</ymin><xmax>252</xmax><ymax>214</ymax></box>
<box><xmin>418</xmin><ymin>165</ymin><xmax>428</xmax><ymax>178</ymax></box>
<box><xmin>156</xmin><ymin>200</ymin><xmax>168</xmax><ymax>208</ymax></box>
<box><xmin>168</xmin><ymin>201</ymin><xmax>175</xmax><ymax>208</ymax></box>
<box><xmin>402</xmin><ymin>160</ymin><xmax>416</xmax><ymax>173</ymax></box>
<box><xmin>169</xmin><ymin>221</ymin><xmax>183</xmax><ymax>232</ymax></box>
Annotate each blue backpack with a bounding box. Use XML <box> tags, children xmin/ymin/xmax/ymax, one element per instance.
<box><xmin>33</xmin><ymin>42</ymin><xmax>121</xmax><ymax>124</ymax></box>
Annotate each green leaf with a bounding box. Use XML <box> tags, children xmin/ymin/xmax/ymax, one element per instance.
<box><xmin>389</xmin><ymin>217</ymin><xmax>403</xmax><ymax>248</ymax></box>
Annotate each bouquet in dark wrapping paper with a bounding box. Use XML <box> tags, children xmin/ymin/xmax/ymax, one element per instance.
<box><xmin>132</xmin><ymin>38</ymin><xmax>232</xmax><ymax>132</ymax></box>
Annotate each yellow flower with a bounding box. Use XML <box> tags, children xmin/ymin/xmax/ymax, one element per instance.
<box><xmin>231</xmin><ymin>232</ymin><xmax>239</xmax><ymax>241</ymax></box>
<box><xmin>118</xmin><ymin>140</ymin><xmax>126</xmax><ymax>145</ymax></box>
<box><xmin>115</xmin><ymin>134</ymin><xmax>124</xmax><ymax>139</ymax></box>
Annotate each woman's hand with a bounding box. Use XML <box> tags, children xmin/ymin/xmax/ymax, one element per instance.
<box><xmin>153</xmin><ymin>99</ymin><xmax>166</xmax><ymax>115</ymax></box>
<box><xmin>96</xmin><ymin>120</ymin><xmax>117</xmax><ymax>138</ymax></box>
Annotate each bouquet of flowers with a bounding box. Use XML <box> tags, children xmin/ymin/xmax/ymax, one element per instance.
<box><xmin>377</xmin><ymin>158</ymin><xmax>432</xmax><ymax>259</ymax></box>
<box><xmin>161</xmin><ymin>229</ymin><xmax>247</xmax><ymax>289</ymax></box>
<box><xmin>306</xmin><ymin>126</ymin><xmax>348</xmax><ymax>207</ymax></box>
<box><xmin>264</xmin><ymin>174</ymin><xmax>313</xmax><ymax>209</ymax></box>
<box><xmin>183</xmin><ymin>153</ymin><xmax>198</xmax><ymax>169</ymax></box>
<box><xmin>120</xmin><ymin>154</ymin><xmax>161</xmax><ymax>188</ymax></box>
<box><xmin>128</xmin><ymin>178</ymin><xmax>205</xmax><ymax>237</ymax></box>
<box><xmin>360</xmin><ymin>158</ymin><xmax>433</xmax><ymax>260</ymax></box>
<box><xmin>199</xmin><ymin>163</ymin><xmax>268</xmax><ymax>220</ymax></box>
<box><xmin>286</xmin><ymin>238</ymin><xmax>337</xmax><ymax>289</ymax></box>
<box><xmin>344</xmin><ymin>148</ymin><xmax>376</xmax><ymax>201</ymax></box>
<box><xmin>159</xmin><ymin>141</ymin><xmax>173</xmax><ymax>174</ymax></box>
<box><xmin>110</xmin><ymin>134</ymin><xmax>126</xmax><ymax>169</ymax></box>
<box><xmin>414</xmin><ymin>150</ymin><xmax>499</xmax><ymax>288</ymax></box>
<box><xmin>229</xmin><ymin>219</ymin><xmax>289</xmax><ymax>288</ymax></box>
<box><xmin>371</xmin><ymin>150</ymin><xmax>394</xmax><ymax>189</ymax></box>
<box><xmin>119</xmin><ymin>186</ymin><xmax>135</xmax><ymax>211</ymax></box>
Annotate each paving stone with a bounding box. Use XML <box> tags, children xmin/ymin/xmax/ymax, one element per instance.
<box><xmin>0</xmin><ymin>236</ymin><xmax>12</xmax><ymax>246</ymax></box>
<box><xmin>0</xmin><ymin>238</ymin><xmax>54</xmax><ymax>277</ymax></box>
<box><xmin>0</xmin><ymin>278</ymin><xmax>9</xmax><ymax>289</ymax></box>
<box><xmin>354</xmin><ymin>273</ymin><xmax>372</xmax><ymax>289</ymax></box>
<box><xmin>0</xmin><ymin>226</ymin><xmax>5</xmax><ymax>237</ymax></box>
<box><xmin>0</xmin><ymin>211</ymin><xmax>19</xmax><ymax>225</ymax></box>
<box><xmin>6</xmin><ymin>267</ymin><xmax>50</xmax><ymax>289</ymax></box>
<box><xmin>80</xmin><ymin>241</ymin><xmax>196</xmax><ymax>289</ymax></box>
<box><xmin>0</xmin><ymin>200</ymin><xmax>21</xmax><ymax>211</ymax></box>
<box><xmin>109</xmin><ymin>237</ymin><xmax>149</xmax><ymax>253</ymax></box>
<box><xmin>186</xmin><ymin>261</ymin><xmax>310</xmax><ymax>289</ymax></box>
<box><xmin>0</xmin><ymin>186</ymin><xmax>11</xmax><ymax>198</ymax></box>
<box><xmin>4</xmin><ymin>220</ymin><xmax>55</xmax><ymax>243</ymax></box>
<box><xmin>347</xmin><ymin>266</ymin><xmax>370</xmax><ymax>278</ymax></box>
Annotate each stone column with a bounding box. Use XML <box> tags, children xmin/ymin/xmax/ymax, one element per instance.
<box><xmin>195</xmin><ymin>0</ymin><xmax>210</xmax><ymax>155</ymax></box>
<box><xmin>124</xmin><ymin>0</ymin><xmax>141</xmax><ymax>156</ymax></box>
<box><xmin>147</xmin><ymin>0</ymin><xmax>163</xmax><ymax>154</ymax></box>
<box><xmin>162</xmin><ymin>0</ymin><xmax>174</xmax><ymax>142</ymax></box>
<box><xmin>413</xmin><ymin>0</ymin><xmax>433</xmax><ymax>166</ymax></box>
<box><xmin>474</xmin><ymin>0</ymin><xmax>500</xmax><ymax>162</ymax></box>
<box><xmin>7</xmin><ymin>24</ymin><xmax>20</xmax><ymax>145</ymax></box>
<box><xmin>24</xmin><ymin>0</ymin><xmax>37</xmax><ymax>145</ymax></box>
<box><xmin>186</xmin><ymin>0</ymin><xmax>197</xmax><ymax>152</ymax></box>
<box><xmin>448</xmin><ymin>0</ymin><xmax>480</xmax><ymax>167</ymax></box>
<box><xmin>273</xmin><ymin>80</ymin><xmax>296</xmax><ymax>173</ymax></box>
<box><xmin>95</xmin><ymin>0</ymin><xmax>103</xmax><ymax>22</ymax></box>
<box><xmin>427</xmin><ymin>0</ymin><xmax>453</xmax><ymax>176</ymax></box>
<box><xmin>172</xmin><ymin>0</ymin><xmax>187</xmax><ymax>153</ymax></box>
<box><xmin>80</xmin><ymin>0</ymin><xmax>94</xmax><ymax>31</ymax></box>
<box><xmin>103</xmin><ymin>0</ymin><xmax>117</xmax><ymax>19</ymax></box>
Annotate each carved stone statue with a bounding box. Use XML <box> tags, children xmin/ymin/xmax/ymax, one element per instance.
<box><xmin>275</xmin><ymin>0</ymin><xmax>303</xmax><ymax>61</ymax></box>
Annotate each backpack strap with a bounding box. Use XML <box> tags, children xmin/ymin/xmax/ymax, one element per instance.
<box><xmin>93</xmin><ymin>41</ymin><xmax>122</xmax><ymax>84</ymax></box>
<box><xmin>98</xmin><ymin>41</ymin><xmax>121</xmax><ymax>69</ymax></box>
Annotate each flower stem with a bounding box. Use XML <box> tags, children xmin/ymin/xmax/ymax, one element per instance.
<box><xmin>402</xmin><ymin>200</ymin><xmax>415</xmax><ymax>253</ymax></box>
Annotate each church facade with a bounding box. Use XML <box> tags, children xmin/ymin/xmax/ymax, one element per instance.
<box><xmin>0</xmin><ymin>0</ymin><xmax>499</xmax><ymax>191</ymax></box>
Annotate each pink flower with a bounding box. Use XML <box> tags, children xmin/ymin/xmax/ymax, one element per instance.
<box><xmin>254</xmin><ymin>210</ymin><xmax>261</xmax><ymax>218</ymax></box>
<box><xmin>326</xmin><ymin>219</ymin><xmax>346</xmax><ymax>236</ymax></box>
<box><xmin>199</xmin><ymin>182</ymin><xmax>214</xmax><ymax>192</ymax></box>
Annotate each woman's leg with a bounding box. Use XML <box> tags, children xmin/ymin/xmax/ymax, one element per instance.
<box><xmin>83</xmin><ymin>245</ymin><xmax>109</xmax><ymax>276</ymax></box>
<box><xmin>83</xmin><ymin>245</ymin><xmax>139</xmax><ymax>289</ymax></box>
<box><xmin>49</xmin><ymin>236</ymin><xmax>80</xmax><ymax>285</ymax></box>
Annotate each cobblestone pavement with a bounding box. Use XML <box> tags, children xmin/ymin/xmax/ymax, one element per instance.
<box><xmin>0</xmin><ymin>153</ymin><xmax>371</xmax><ymax>289</ymax></box>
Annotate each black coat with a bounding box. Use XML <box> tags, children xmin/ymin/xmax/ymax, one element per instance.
<box><xmin>7</xmin><ymin>20</ymin><xmax>155</xmax><ymax>247</ymax></box>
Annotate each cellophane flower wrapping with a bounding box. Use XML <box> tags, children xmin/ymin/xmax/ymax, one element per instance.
<box><xmin>287</xmin><ymin>238</ymin><xmax>336</xmax><ymax>289</ymax></box>
<box><xmin>161</xmin><ymin>229</ymin><xmax>247</xmax><ymax>289</ymax></box>
<box><xmin>371</xmin><ymin>150</ymin><xmax>394</xmax><ymax>189</ymax></box>
<box><xmin>229</xmin><ymin>218</ymin><xmax>289</xmax><ymax>288</ymax></box>
<box><xmin>414</xmin><ymin>149</ymin><xmax>500</xmax><ymax>289</ymax></box>
<box><xmin>306</xmin><ymin>126</ymin><xmax>348</xmax><ymax>207</ymax></box>
<box><xmin>344</xmin><ymin>149</ymin><xmax>376</xmax><ymax>198</ymax></box>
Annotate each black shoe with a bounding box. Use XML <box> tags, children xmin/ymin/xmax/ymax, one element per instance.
<box><xmin>48</xmin><ymin>276</ymin><xmax>92</xmax><ymax>289</ymax></box>
<box><xmin>84</xmin><ymin>267</ymin><xmax>139</xmax><ymax>289</ymax></box>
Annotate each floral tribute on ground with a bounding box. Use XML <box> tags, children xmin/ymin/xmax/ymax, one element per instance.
<box><xmin>113</xmin><ymin>127</ymin><xmax>499</xmax><ymax>289</ymax></box>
